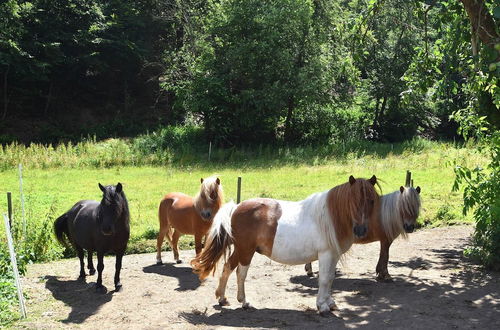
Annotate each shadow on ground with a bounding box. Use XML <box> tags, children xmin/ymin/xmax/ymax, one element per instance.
<box><xmin>44</xmin><ymin>276</ymin><xmax>114</xmax><ymax>324</ymax></box>
<box><xmin>180</xmin><ymin>306</ymin><xmax>343</xmax><ymax>328</ymax></box>
<box><xmin>142</xmin><ymin>263</ymin><xmax>201</xmax><ymax>291</ymax></box>
<box><xmin>180</xmin><ymin>238</ymin><xmax>500</xmax><ymax>329</ymax></box>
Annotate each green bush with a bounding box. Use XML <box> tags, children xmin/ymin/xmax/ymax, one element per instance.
<box><xmin>453</xmin><ymin>108</ymin><xmax>500</xmax><ymax>270</ymax></box>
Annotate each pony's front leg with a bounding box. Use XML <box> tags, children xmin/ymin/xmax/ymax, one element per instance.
<box><xmin>316</xmin><ymin>251</ymin><xmax>338</xmax><ymax>316</ymax></box>
<box><xmin>194</xmin><ymin>234</ymin><xmax>203</xmax><ymax>256</ymax></box>
<box><xmin>114</xmin><ymin>250</ymin><xmax>124</xmax><ymax>291</ymax></box>
<box><xmin>87</xmin><ymin>250</ymin><xmax>96</xmax><ymax>275</ymax></box>
<box><xmin>236</xmin><ymin>264</ymin><xmax>251</xmax><ymax>309</ymax></box>
<box><xmin>95</xmin><ymin>251</ymin><xmax>106</xmax><ymax>293</ymax></box>
<box><xmin>376</xmin><ymin>239</ymin><xmax>393</xmax><ymax>282</ymax></box>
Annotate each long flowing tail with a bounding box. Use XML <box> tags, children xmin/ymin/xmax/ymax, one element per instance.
<box><xmin>191</xmin><ymin>201</ymin><xmax>236</xmax><ymax>280</ymax></box>
<box><xmin>54</xmin><ymin>212</ymin><xmax>70</xmax><ymax>247</ymax></box>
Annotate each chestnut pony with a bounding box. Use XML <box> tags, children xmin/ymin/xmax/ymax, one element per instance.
<box><xmin>304</xmin><ymin>185</ymin><xmax>421</xmax><ymax>281</ymax></box>
<box><xmin>156</xmin><ymin>176</ymin><xmax>224</xmax><ymax>265</ymax></box>
<box><xmin>191</xmin><ymin>175</ymin><xmax>379</xmax><ymax>315</ymax></box>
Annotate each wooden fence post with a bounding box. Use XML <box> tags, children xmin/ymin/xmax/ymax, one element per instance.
<box><xmin>237</xmin><ymin>176</ymin><xmax>242</xmax><ymax>204</ymax></box>
<box><xmin>7</xmin><ymin>192</ymin><xmax>12</xmax><ymax>228</ymax></box>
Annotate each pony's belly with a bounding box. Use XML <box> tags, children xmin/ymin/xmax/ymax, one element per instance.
<box><xmin>269</xmin><ymin>217</ymin><xmax>322</xmax><ymax>265</ymax></box>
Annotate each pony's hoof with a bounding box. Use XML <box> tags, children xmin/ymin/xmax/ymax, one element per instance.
<box><xmin>319</xmin><ymin>309</ymin><xmax>331</xmax><ymax>317</ymax></box>
<box><xmin>115</xmin><ymin>283</ymin><xmax>122</xmax><ymax>292</ymax></box>
<box><xmin>78</xmin><ymin>274</ymin><xmax>86</xmax><ymax>281</ymax></box>
<box><xmin>318</xmin><ymin>303</ymin><xmax>332</xmax><ymax>316</ymax></box>
<box><xmin>329</xmin><ymin>302</ymin><xmax>338</xmax><ymax>311</ymax></box>
<box><xmin>95</xmin><ymin>285</ymin><xmax>107</xmax><ymax>294</ymax></box>
<box><xmin>218</xmin><ymin>298</ymin><xmax>229</xmax><ymax>306</ymax></box>
<box><xmin>242</xmin><ymin>302</ymin><xmax>253</xmax><ymax>310</ymax></box>
<box><xmin>89</xmin><ymin>269</ymin><xmax>96</xmax><ymax>276</ymax></box>
<box><xmin>156</xmin><ymin>261</ymin><xmax>163</xmax><ymax>265</ymax></box>
<box><xmin>176</xmin><ymin>260</ymin><xmax>182</xmax><ymax>264</ymax></box>
<box><xmin>307</xmin><ymin>271</ymin><xmax>314</xmax><ymax>277</ymax></box>
<box><xmin>376</xmin><ymin>274</ymin><xmax>393</xmax><ymax>283</ymax></box>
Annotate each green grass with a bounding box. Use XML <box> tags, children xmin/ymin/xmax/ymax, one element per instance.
<box><xmin>0</xmin><ymin>140</ymin><xmax>485</xmax><ymax>250</ymax></box>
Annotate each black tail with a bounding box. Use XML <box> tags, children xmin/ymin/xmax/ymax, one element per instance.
<box><xmin>54</xmin><ymin>213</ymin><xmax>70</xmax><ymax>247</ymax></box>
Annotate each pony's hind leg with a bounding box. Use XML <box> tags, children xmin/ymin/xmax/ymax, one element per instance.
<box><xmin>171</xmin><ymin>230</ymin><xmax>182</xmax><ymax>263</ymax></box>
<box><xmin>87</xmin><ymin>250</ymin><xmax>96</xmax><ymax>275</ymax></box>
<box><xmin>156</xmin><ymin>224</ymin><xmax>170</xmax><ymax>265</ymax></box>
<box><xmin>114</xmin><ymin>250</ymin><xmax>125</xmax><ymax>291</ymax></box>
<box><xmin>95</xmin><ymin>251</ymin><xmax>106</xmax><ymax>293</ymax></box>
<box><xmin>215</xmin><ymin>252</ymin><xmax>239</xmax><ymax>306</ymax></box>
<box><xmin>305</xmin><ymin>262</ymin><xmax>314</xmax><ymax>277</ymax></box>
<box><xmin>76</xmin><ymin>246</ymin><xmax>86</xmax><ymax>279</ymax></box>
<box><xmin>236</xmin><ymin>264</ymin><xmax>252</xmax><ymax>309</ymax></box>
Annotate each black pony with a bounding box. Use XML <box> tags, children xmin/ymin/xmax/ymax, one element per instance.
<box><xmin>54</xmin><ymin>183</ymin><xmax>130</xmax><ymax>292</ymax></box>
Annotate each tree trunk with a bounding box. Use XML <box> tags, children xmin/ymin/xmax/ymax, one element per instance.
<box><xmin>373</xmin><ymin>97</ymin><xmax>381</xmax><ymax>127</ymax></box>
<box><xmin>44</xmin><ymin>82</ymin><xmax>53</xmax><ymax>117</ymax></box>
<box><xmin>2</xmin><ymin>65</ymin><xmax>10</xmax><ymax>121</ymax></box>
<box><xmin>284</xmin><ymin>95</ymin><xmax>295</xmax><ymax>143</ymax></box>
<box><xmin>460</xmin><ymin>0</ymin><xmax>500</xmax><ymax>60</ymax></box>
<box><xmin>379</xmin><ymin>96</ymin><xmax>388</xmax><ymax>122</ymax></box>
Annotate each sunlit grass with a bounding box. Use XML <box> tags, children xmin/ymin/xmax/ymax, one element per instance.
<box><xmin>0</xmin><ymin>139</ymin><xmax>486</xmax><ymax>257</ymax></box>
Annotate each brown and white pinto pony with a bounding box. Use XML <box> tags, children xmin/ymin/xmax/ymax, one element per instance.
<box><xmin>191</xmin><ymin>175</ymin><xmax>379</xmax><ymax>316</ymax></box>
<box><xmin>305</xmin><ymin>185</ymin><xmax>421</xmax><ymax>281</ymax></box>
<box><xmin>156</xmin><ymin>176</ymin><xmax>224</xmax><ymax>264</ymax></box>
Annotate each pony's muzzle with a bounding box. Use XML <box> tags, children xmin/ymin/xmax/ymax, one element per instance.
<box><xmin>102</xmin><ymin>226</ymin><xmax>114</xmax><ymax>236</ymax></box>
<box><xmin>200</xmin><ymin>210</ymin><xmax>212</xmax><ymax>219</ymax></box>
<box><xmin>353</xmin><ymin>224</ymin><xmax>367</xmax><ymax>238</ymax></box>
<box><xmin>403</xmin><ymin>223</ymin><xmax>415</xmax><ymax>233</ymax></box>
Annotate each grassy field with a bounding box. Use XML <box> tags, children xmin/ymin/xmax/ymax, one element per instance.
<box><xmin>0</xmin><ymin>139</ymin><xmax>485</xmax><ymax>256</ymax></box>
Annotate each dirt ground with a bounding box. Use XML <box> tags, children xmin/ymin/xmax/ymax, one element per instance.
<box><xmin>12</xmin><ymin>225</ymin><xmax>500</xmax><ymax>329</ymax></box>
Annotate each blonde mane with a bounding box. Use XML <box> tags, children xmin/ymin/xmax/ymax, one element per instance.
<box><xmin>194</xmin><ymin>176</ymin><xmax>225</xmax><ymax>213</ymax></box>
<box><xmin>314</xmin><ymin>178</ymin><xmax>380</xmax><ymax>259</ymax></box>
<box><xmin>380</xmin><ymin>187</ymin><xmax>421</xmax><ymax>241</ymax></box>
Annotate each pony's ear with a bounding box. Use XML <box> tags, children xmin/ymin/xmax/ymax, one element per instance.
<box><xmin>349</xmin><ymin>175</ymin><xmax>356</xmax><ymax>185</ymax></box>
<box><xmin>369</xmin><ymin>175</ymin><xmax>377</xmax><ymax>185</ymax></box>
<box><xmin>400</xmin><ymin>186</ymin><xmax>405</xmax><ymax>193</ymax></box>
<box><xmin>216</xmin><ymin>177</ymin><xmax>220</xmax><ymax>185</ymax></box>
<box><xmin>416</xmin><ymin>186</ymin><xmax>421</xmax><ymax>194</ymax></box>
<box><xmin>98</xmin><ymin>183</ymin><xmax>106</xmax><ymax>193</ymax></box>
<box><xmin>200</xmin><ymin>178</ymin><xmax>204</xmax><ymax>184</ymax></box>
<box><xmin>116</xmin><ymin>183</ymin><xmax>123</xmax><ymax>193</ymax></box>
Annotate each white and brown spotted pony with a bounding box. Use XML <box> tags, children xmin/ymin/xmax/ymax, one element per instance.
<box><xmin>304</xmin><ymin>185</ymin><xmax>421</xmax><ymax>281</ymax></box>
<box><xmin>191</xmin><ymin>175</ymin><xmax>379</xmax><ymax>316</ymax></box>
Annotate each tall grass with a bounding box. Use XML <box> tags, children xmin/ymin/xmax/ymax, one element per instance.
<box><xmin>0</xmin><ymin>125</ymin><xmax>474</xmax><ymax>171</ymax></box>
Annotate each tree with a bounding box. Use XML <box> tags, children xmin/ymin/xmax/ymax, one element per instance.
<box><xmin>171</xmin><ymin>0</ymin><xmax>357</xmax><ymax>145</ymax></box>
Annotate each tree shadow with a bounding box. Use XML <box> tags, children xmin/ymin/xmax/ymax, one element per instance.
<box><xmin>287</xmin><ymin>245</ymin><xmax>500</xmax><ymax>329</ymax></box>
<box><xmin>179</xmin><ymin>306</ymin><xmax>344</xmax><ymax>328</ymax></box>
<box><xmin>44</xmin><ymin>275</ymin><xmax>114</xmax><ymax>324</ymax></box>
<box><xmin>142</xmin><ymin>263</ymin><xmax>201</xmax><ymax>291</ymax></box>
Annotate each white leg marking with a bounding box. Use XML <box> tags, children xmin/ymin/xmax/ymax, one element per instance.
<box><xmin>236</xmin><ymin>264</ymin><xmax>251</xmax><ymax>308</ymax></box>
<box><xmin>316</xmin><ymin>250</ymin><xmax>338</xmax><ymax>315</ymax></box>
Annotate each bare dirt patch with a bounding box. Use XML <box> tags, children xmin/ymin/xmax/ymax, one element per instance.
<box><xmin>14</xmin><ymin>225</ymin><xmax>500</xmax><ymax>329</ymax></box>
